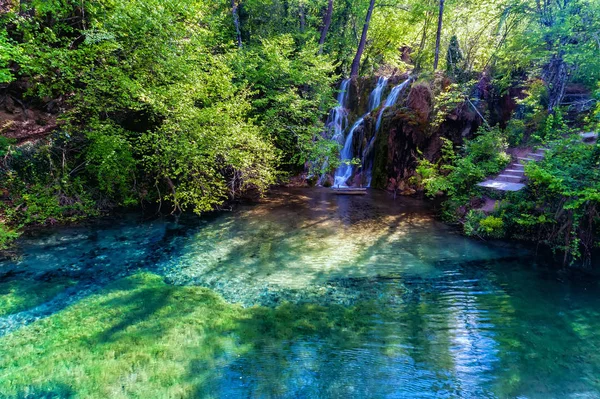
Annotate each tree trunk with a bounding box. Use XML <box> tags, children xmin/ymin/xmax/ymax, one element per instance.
<box><xmin>433</xmin><ymin>0</ymin><xmax>445</xmax><ymax>70</ymax></box>
<box><xmin>299</xmin><ymin>2</ymin><xmax>306</xmax><ymax>32</ymax></box>
<box><xmin>318</xmin><ymin>0</ymin><xmax>334</xmax><ymax>54</ymax></box>
<box><xmin>231</xmin><ymin>0</ymin><xmax>243</xmax><ymax>48</ymax></box>
<box><xmin>350</xmin><ymin>0</ymin><xmax>376</xmax><ymax>78</ymax></box>
<box><xmin>415</xmin><ymin>11</ymin><xmax>432</xmax><ymax>70</ymax></box>
<box><xmin>543</xmin><ymin>52</ymin><xmax>569</xmax><ymax>112</ymax></box>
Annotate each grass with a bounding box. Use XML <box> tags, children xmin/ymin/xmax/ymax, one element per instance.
<box><xmin>0</xmin><ymin>273</ymin><xmax>374</xmax><ymax>398</ymax></box>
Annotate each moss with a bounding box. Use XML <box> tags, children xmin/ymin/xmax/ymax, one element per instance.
<box><xmin>370</xmin><ymin>119</ymin><xmax>390</xmax><ymax>190</ymax></box>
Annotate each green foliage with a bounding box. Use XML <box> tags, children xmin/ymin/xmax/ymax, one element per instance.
<box><xmin>534</xmin><ymin>109</ymin><xmax>570</xmax><ymax>143</ymax></box>
<box><xmin>518</xmin><ymin>136</ymin><xmax>600</xmax><ymax>265</ymax></box>
<box><xmin>84</xmin><ymin>121</ymin><xmax>136</xmax><ymax>203</ymax></box>
<box><xmin>479</xmin><ymin>215</ymin><xmax>505</xmax><ymax>237</ymax></box>
<box><xmin>446</xmin><ymin>35</ymin><xmax>464</xmax><ymax>78</ymax></box>
<box><xmin>0</xmin><ymin>29</ymin><xmax>19</xmax><ymax>83</ymax></box>
<box><xmin>0</xmin><ymin>136</ymin><xmax>15</xmax><ymax>157</ymax></box>
<box><xmin>5</xmin><ymin>182</ymin><xmax>98</xmax><ymax>226</ymax></box>
<box><xmin>464</xmin><ymin>210</ymin><xmax>505</xmax><ymax>239</ymax></box>
<box><xmin>587</xmin><ymin>86</ymin><xmax>600</xmax><ymax>130</ymax></box>
<box><xmin>0</xmin><ymin>223</ymin><xmax>19</xmax><ymax>250</ymax></box>
<box><xmin>231</xmin><ymin>35</ymin><xmax>337</xmax><ymax>171</ymax></box>
<box><xmin>416</xmin><ymin>128</ymin><xmax>510</xmax><ymax>203</ymax></box>
<box><xmin>431</xmin><ymin>81</ymin><xmax>475</xmax><ymax>129</ymax></box>
<box><xmin>504</xmin><ymin>119</ymin><xmax>526</xmax><ymax>147</ymax></box>
<box><xmin>1</xmin><ymin>0</ymin><xmax>282</xmax><ymax>218</ymax></box>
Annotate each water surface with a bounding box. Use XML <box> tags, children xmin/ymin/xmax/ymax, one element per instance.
<box><xmin>1</xmin><ymin>188</ymin><xmax>599</xmax><ymax>398</ymax></box>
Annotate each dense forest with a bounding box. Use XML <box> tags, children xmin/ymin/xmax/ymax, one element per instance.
<box><xmin>1</xmin><ymin>0</ymin><xmax>599</xmax><ymax>267</ymax></box>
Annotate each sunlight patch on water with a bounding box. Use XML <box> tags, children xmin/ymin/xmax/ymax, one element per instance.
<box><xmin>157</xmin><ymin>189</ymin><xmax>520</xmax><ymax>304</ymax></box>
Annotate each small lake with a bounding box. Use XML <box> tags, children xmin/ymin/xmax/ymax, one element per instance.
<box><xmin>1</xmin><ymin>188</ymin><xmax>599</xmax><ymax>398</ymax></box>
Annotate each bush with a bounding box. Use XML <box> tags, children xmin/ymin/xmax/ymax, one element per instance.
<box><xmin>464</xmin><ymin>210</ymin><xmax>505</xmax><ymax>239</ymax></box>
<box><xmin>416</xmin><ymin>127</ymin><xmax>510</xmax><ymax>203</ymax></box>
<box><xmin>505</xmin><ymin>119</ymin><xmax>526</xmax><ymax>147</ymax></box>
<box><xmin>0</xmin><ymin>223</ymin><xmax>19</xmax><ymax>250</ymax></box>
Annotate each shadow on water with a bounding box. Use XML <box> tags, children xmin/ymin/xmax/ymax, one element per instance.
<box><xmin>94</xmin><ymin>288</ymin><xmax>175</xmax><ymax>344</ymax></box>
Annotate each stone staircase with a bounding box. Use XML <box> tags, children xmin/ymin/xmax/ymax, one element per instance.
<box><xmin>477</xmin><ymin>148</ymin><xmax>547</xmax><ymax>192</ymax></box>
<box><xmin>476</xmin><ymin>132</ymin><xmax>596</xmax><ymax>193</ymax></box>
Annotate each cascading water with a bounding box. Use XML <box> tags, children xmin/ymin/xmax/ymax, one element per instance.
<box><xmin>333</xmin><ymin>77</ymin><xmax>389</xmax><ymax>187</ymax></box>
<box><xmin>363</xmin><ymin>78</ymin><xmax>413</xmax><ymax>187</ymax></box>
<box><xmin>333</xmin><ymin>117</ymin><xmax>365</xmax><ymax>187</ymax></box>
<box><xmin>317</xmin><ymin>79</ymin><xmax>350</xmax><ymax>185</ymax></box>
<box><xmin>368</xmin><ymin>77</ymin><xmax>388</xmax><ymax>112</ymax></box>
<box><xmin>375</xmin><ymin>79</ymin><xmax>411</xmax><ymax>133</ymax></box>
<box><xmin>328</xmin><ymin>79</ymin><xmax>351</xmax><ymax>142</ymax></box>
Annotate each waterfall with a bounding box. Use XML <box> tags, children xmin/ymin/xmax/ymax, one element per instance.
<box><xmin>328</xmin><ymin>79</ymin><xmax>351</xmax><ymax>142</ymax></box>
<box><xmin>333</xmin><ymin>77</ymin><xmax>389</xmax><ymax>187</ymax></box>
<box><xmin>375</xmin><ymin>79</ymin><xmax>411</xmax><ymax>133</ymax></box>
<box><xmin>317</xmin><ymin>79</ymin><xmax>350</xmax><ymax>185</ymax></box>
<box><xmin>368</xmin><ymin>77</ymin><xmax>388</xmax><ymax>113</ymax></box>
<box><xmin>363</xmin><ymin>79</ymin><xmax>412</xmax><ymax>187</ymax></box>
<box><xmin>362</xmin><ymin>78</ymin><xmax>412</xmax><ymax>187</ymax></box>
<box><xmin>334</xmin><ymin>117</ymin><xmax>364</xmax><ymax>187</ymax></box>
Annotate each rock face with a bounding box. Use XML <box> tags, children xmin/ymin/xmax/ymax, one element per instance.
<box><xmin>0</xmin><ymin>94</ymin><xmax>59</xmax><ymax>144</ymax></box>
<box><xmin>336</xmin><ymin>77</ymin><xmax>474</xmax><ymax>192</ymax></box>
<box><xmin>372</xmin><ymin>83</ymin><xmax>434</xmax><ymax>192</ymax></box>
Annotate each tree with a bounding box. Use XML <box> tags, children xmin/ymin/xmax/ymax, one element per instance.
<box><xmin>433</xmin><ymin>0</ymin><xmax>444</xmax><ymax>70</ymax></box>
<box><xmin>318</xmin><ymin>0</ymin><xmax>334</xmax><ymax>54</ymax></box>
<box><xmin>446</xmin><ymin>35</ymin><xmax>463</xmax><ymax>77</ymax></box>
<box><xmin>232</xmin><ymin>0</ymin><xmax>243</xmax><ymax>48</ymax></box>
<box><xmin>350</xmin><ymin>0</ymin><xmax>376</xmax><ymax>78</ymax></box>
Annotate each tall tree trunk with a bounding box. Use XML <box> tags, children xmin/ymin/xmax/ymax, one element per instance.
<box><xmin>350</xmin><ymin>0</ymin><xmax>376</xmax><ymax>78</ymax></box>
<box><xmin>299</xmin><ymin>1</ymin><xmax>306</xmax><ymax>32</ymax></box>
<box><xmin>433</xmin><ymin>0</ymin><xmax>445</xmax><ymax>70</ymax></box>
<box><xmin>415</xmin><ymin>11</ymin><xmax>432</xmax><ymax>70</ymax></box>
<box><xmin>231</xmin><ymin>0</ymin><xmax>242</xmax><ymax>48</ymax></box>
<box><xmin>318</xmin><ymin>0</ymin><xmax>334</xmax><ymax>54</ymax></box>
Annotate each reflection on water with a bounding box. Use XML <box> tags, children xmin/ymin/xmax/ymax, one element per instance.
<box><xmin>1</xmin><ymin>188</ymin><xmax>600</xmax><ymax>398</ymax></box>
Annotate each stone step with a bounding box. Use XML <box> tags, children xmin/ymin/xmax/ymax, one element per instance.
<box><xmin>518</xmin><ymin>157</ymin><xmax>536</xmax><ymax>162</ymax></box>
<box><xmin>504</xmin><ymin>169</ymin><xmax>525</xmax><ymax>175</ymax></box>
<box><xmin>580</xmin><ymin>132</ymin><xmax>598</xmax><ymax>143</ymax></box>
<box><xmin>527</xmin><ymin>153</ymin><xmax>544</xmax><ymax>159</ymax></box>
<box><xmin>498</xmin><ymin>174</ymin><xmax>524</xmax><ymax>182</ymax></box>
<box><xmin>511</xmin><ymin>163</ymin><xmax>525</xmax><ymax>169</ymax></box>
<box><xmin>477</xmin><ymin>180</ymin><xmax>526</xmax><ymax>192</ymax></box>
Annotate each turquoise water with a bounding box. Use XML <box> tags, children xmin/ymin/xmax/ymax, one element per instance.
<box><xmin>1</xmin><ymin>188</ymin><xmax>600</xmax><ymax>398</ymax></box>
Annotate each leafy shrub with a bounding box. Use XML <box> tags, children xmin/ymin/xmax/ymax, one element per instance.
<box><xmin>416</xmin><ymin>127</ymin><xmax>510</xmax><ymax>203</ymax></box>
<box><xmin>505</xmin><ymin>119</ymin><xmax>525</xmax><ymax>147</ymax></box>
<box><xmin>464</xmin><ymin>210</ymin><xmax>505</xmax><ymax>239</ymax></box>
<box><xmin>4</xmin><ymin>182</ymin><xmax>98</xmax><ymax>226</ymax></box>
<box><xmin>0</xmin><ymin>223</ymin><xmax>19</xmax><ymax>250</ymax></box>
<box><xmin>479</xmin><ymin>215</ymin><xmax>505</xmax><ymax>237</ymax></box>
<box><xmin>519</xmin><ymin>136</ymin><xmax>600</xmax><ymax>266</ymax></box>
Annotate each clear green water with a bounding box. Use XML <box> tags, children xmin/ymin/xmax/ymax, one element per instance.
<box><xmin>1</xmin><ymin>188</ymin><xmax>600</xmax><ymax>398</ymax></box>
